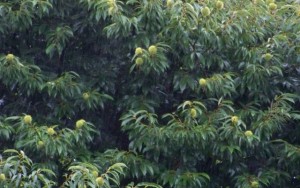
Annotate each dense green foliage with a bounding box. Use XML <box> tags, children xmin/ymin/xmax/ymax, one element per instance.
<box><xmin>1</xmin><ymin>0</ymin><xmax>300</xmax><ymax>187</ymax></box>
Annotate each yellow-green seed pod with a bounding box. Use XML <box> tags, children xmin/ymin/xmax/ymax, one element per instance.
<box><xmin>263</xmin><ymin>53</ymin><xmax>273</xmax><ymax>61</ymax></box>
<box><xmin>201</xmin><ymin>7</ymin><xmax>211</xmax><ymax>17</ymax></box>
<box><xmin>82</xmin><ymin>92</ymin><xmax>90</xmax><ymax>100</ymax></box>
<box><xmin>0</xmin><ymin>173</ymin><xmax>6</xmax><ymax>181</ymax></box>
<box><xmin>167</xmin><ymin>0</ymin><xmax>174</xmax><ymax>8</ymax></box>
<box><xmin>6</xmin><ymin>54</ymin><xmax>14</xmax><ymax>61</ymax></box>
<box><xmin>251</xmin><ymin>181</ymin><xmax>259</xmax><ymax>188</ymax></box>
<box><xmin>216</xmin><ymin>1</ymin><xmax>224</xmax><ymax>10</ymax></box>
<box><xmin>76</xmin><ymin>119</ymin><xmax>86</xmax><ymax>129</ymax></box>
<box><xmin>96</xmin><ymin>177</ymin><xmax>104</xmax><ymax>186</ymax></box>
<box><xmin>47</xmin><ymin>127</ymin><xmax>56</xmax><ymax>136</ymax></box>
<box><xmin>231</xmin><ymin>116</ymin><xmax>239</xmax><ymax>125</ymax></box>
<box><xmin>24</xmin><ymin>115</ymin><xmax>32</xmax><ymax>124</ymax></box>
<box><xmin>199</xmin><ymin>78</ymin><xmax>207</xmax><ymax>86</ymax></box>
<box><xmin>190</xmin><ymin>108</ymin><xmax>197</xmax><ymax>118</ymax></box>
<box><xmin>148</xmin><ymin>45</ymin><xmax>158</xmax><ymax>56</ymax></box>
<box><xmin>245</xmin><ymin>130</ymin><xmax>253</xmax><ymax>137</ymax></box>
<box><xmin>135</xmin><ymin>57</ymin><xmax>144</xmax><ymax>66</ymax></box>
<box><xmin>37</xmin><ymin>140</ymin><xmax>44</xmax><ymax>148</ymax></box>
<box><xmin>92</xmin><ymin>170</ymin><xmax>98</xmax><ymax>177</ymax></box>
<box><xmin>135</xmin><ymin>47</ymin><xmax>143</xmax><ymax>56</ymax></box>
<box><xmin>269</xmin><ymin>3</ymin><xmax>277</xmax><ymax>11</ymax></box>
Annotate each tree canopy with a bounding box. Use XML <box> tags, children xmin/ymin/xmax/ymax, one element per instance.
<box><xmin>0</xmin><ymin>0</ymin><xmax>300</xmax><ymax>187</ymax></box>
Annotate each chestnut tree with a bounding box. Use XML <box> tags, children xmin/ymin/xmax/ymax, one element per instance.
<box><xmin>1</xmin><ymin>0</ymin><xmax>300</xmax><ymax>187</ymax></box>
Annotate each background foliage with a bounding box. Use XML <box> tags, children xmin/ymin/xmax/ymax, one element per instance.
<box><xmin>1</xmin><ymin>0</ymin><xmax>300</xmax><ymax>187</ymax></box>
